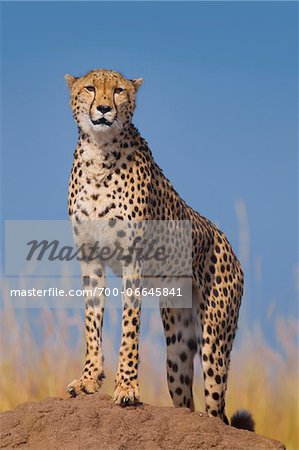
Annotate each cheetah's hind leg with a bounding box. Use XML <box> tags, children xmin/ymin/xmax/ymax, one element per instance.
<box><xmin>160</xmin><ymin>306</ymin><xmax>197</xmax><ymax>411</ymax></box>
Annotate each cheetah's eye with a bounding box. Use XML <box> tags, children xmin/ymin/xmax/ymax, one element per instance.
<box><xmin>85</xmin><ymin>86</ymin><xmax>95</xmax><ymax>92</ymax></box>
<box><xmin>114</xmin><ymin>87</ymin><xmax>124</xmax><ymax>94</ymax></box>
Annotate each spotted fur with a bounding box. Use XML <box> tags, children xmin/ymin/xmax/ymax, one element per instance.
<box><xmin>65</xmin><ymin>69</ymin><xmax>252</xmax><ymax>429</ymax></box>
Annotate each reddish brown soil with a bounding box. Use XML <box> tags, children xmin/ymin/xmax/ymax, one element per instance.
<box><xmin>0</xmin><ymin>394</ymin><xmax>285</xmax><ymax>449</ymax></box>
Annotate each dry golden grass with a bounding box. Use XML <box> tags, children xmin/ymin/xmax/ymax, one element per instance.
<box><xmin>0</xmin><ymin>293</ymin><xmax>298</xmax><ymax>449</ymax></box>
<box><xmin>226</xmin><ymin>320</ymin><xmax>299</xmax><ymax>449</ymax></box>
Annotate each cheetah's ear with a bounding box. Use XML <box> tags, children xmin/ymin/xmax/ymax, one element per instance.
<box><xmin>131</xmin><ymin>78</ymin><xmax>143</xmax><ymax>92</ymax></box>
<box><xmin>65</xmin><ymin>74</ymin><xmax>77</xmax><ymax>90</ymax></box>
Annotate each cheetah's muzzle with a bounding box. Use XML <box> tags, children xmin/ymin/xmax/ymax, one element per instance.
<box><xmin>91</xmin><ymin>117</ymin><xmax>112</xmax><ymax>126</ymax></box>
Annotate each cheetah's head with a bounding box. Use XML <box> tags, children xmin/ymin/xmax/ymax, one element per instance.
<box><xmin>65</xmin><ymin>69</ymin><xmax>143</xmax><ymax>137</ymax></box>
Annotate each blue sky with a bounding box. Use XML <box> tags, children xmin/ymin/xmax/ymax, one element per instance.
<box><xmin>1</xmin><ymin>2</ymin><xmax>298</xmax><ymax>343</ymax></box>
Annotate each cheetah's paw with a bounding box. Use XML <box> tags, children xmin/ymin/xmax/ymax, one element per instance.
<box><xmin>113</xmin><ymin>381</ymin><xmax>140</xmax><ymax>406</ymax></box>
<box><xmin>67</xmin><ymin>375</ymin><xmax>103</xmax><ymax>397</ymax></box>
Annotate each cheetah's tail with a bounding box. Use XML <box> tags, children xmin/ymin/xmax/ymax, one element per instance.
<box><xmin>230</xmin><ymin>410</ymin><xmax>255</xmax><ymax>432</ymax></box>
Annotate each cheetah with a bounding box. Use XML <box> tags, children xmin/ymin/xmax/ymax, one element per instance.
<box><xmin>65</xmin><ymin>69</ymin><xmax>254</xmax><ymax>431</ymax></box>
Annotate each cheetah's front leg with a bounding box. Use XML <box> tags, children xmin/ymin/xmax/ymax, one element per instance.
<box><xmin>113</xmin><ymin>270</ymin><xmax>142</xmax><ymax>406</ymax></box>
<box><xmin>67</xmin><ymin>261</ymin><xmax>106</xmax><ymax>397</ymax></box>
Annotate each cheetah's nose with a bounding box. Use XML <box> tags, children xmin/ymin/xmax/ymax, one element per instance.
<box><xmin>97</xmin><ymin>105</ymin><xmax>112</xmax><ymax>114</ymax></box>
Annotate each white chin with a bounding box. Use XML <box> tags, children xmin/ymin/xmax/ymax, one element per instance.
<box><xmin>93</xmin><ymin>124</ymin><xmax>111</xmax><ymax>131</ymax></box>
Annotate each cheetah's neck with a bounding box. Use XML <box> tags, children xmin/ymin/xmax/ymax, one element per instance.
<box><xmin>75</xmin><ymin>124</ymin><xmax>140</xmax><ymax>180</ymax></box>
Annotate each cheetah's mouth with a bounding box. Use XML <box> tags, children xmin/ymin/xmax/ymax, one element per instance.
<box><xmin>91</xmin><ymin>117</ymin><xmax>112</xmax><ymax>127</ymax></box>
